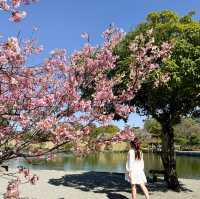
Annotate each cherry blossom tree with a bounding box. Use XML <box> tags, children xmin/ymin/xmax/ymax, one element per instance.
<box><xmin>0</xmin><ymin>3</ymin><xmax>174</xmax><ymax>198</ymax></box>
<box><xmin>0</xmin><ymin>23</ymin><xmax>131</xmax><ymax>166</ymax></box>
<box><xmin>0</xmin><ymin>31</ymin><xmax>172</xmax><ymax>166</ymax></box>
<box><xmin>0</xmin><ymin>1</ymin><xmax>172</xmax><ymax>165</ymax></box>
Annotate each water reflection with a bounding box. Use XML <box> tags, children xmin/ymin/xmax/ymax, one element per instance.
<box><xmin>8</xmin><ymin>152</ymin><xmax>200</xmax><ymax>179</ymax></box>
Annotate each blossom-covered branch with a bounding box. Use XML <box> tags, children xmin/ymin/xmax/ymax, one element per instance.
<box><xmin>0</xmin><ymin>0</ymin><xmax>37</xmax><ymax>22</ymax></box>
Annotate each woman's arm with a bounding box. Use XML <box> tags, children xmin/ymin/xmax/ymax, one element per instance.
<box><xmin>128</xmin><ymin>150</ymin><xmax>135</xmax><ymax>171</ymax></box>
<box><xmin>141</xmin><ymin>152</ymin><xmax>144</xmax><ymax>170</ymax></box>
<box><xmin>126</xmin><ymin>151</ymin><xmax>130</xmax><ymax>171</ymax></box>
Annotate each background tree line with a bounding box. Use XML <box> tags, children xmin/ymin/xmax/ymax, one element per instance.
<box><xmin>144</xmin><ymin>117</ymin><xmax>200</xmax><ymax>150</ymax></box>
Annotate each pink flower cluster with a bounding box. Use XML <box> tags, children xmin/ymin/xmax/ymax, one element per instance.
<box><xmin>4</xmin><ymin>178</ymin><xmax>20</xmax><ymax>199</ymax></box>
<box><xmin>18</xmin><ymin>166</ymin><xmax>39</xmax><ymax>185</ymax></box>
<box><xmin>23</xmin><ymin>39</ymin><xmax>44</xmax><ymax>55</ymax></box>
<box><xmin>4</xmin><ymin>166</ymin><xmax>39</xmax><ymax>199</ymax></box>
<box><xmin>0</xmin><ymin>0</ymin><xmax>37</xmax><ymax>22</ymax></box>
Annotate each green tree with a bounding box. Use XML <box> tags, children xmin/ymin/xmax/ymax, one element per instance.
<box><xmin>144</xmin><ymin>118</ymin><xmax>161</xmax><ymax>137</ymax></box>
<box><xmin>174</xmin><ymin>118</ymin><xmax>200</xmax><ymax>147</ymax></box>
<box><xmin>91</xmin><ymin>125</ymin><xmax>119</xmax><ymax>139</ymax></box>
<box><xmin>114</xmin><ymin>10</ymin><xmax>200</xmax><ymax>190</ymax></box>
<box><xmin>144</xmin><ymin>118</ymin><xmax>162</xmax><ymax>148</ymax></box>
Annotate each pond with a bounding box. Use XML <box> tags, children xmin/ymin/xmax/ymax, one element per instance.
<box><xmin>8</xmin><ymin>152</ymin><xmax>200</xmax><ymax>179</ymax></box>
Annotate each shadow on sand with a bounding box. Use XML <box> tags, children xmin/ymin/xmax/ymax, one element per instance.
<box><xmin>48</xmin><ymin>171</ymin><xmax>193</xmax><ymax>199</ymax></box>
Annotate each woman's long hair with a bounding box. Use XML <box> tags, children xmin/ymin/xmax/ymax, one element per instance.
<box><xmin>130</xmin><ymin>137</ymin><xmax>141</xmax><ymax>160</ymax></box>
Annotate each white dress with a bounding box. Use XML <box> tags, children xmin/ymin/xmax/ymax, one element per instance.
<box><xmin>125</xmin><ymin>149</ymin><xmax>147</xmax><ymax>184</ymax></box>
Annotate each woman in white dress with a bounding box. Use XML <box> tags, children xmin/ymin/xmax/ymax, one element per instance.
<box><xmin>125</xmin><ymin>137</ymin><xmax>149</xmax><ymax>199</ymax></box>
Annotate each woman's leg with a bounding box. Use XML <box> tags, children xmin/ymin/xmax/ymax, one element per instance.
<box><xmin>139</xmin><ymin>183</ymin><xmax>149</xmax><ymax>199</ymax></box>
<box><xmin>131</xmin><ymin>184</ymin><xmax>137</xmax><ymax>199</ymax></box>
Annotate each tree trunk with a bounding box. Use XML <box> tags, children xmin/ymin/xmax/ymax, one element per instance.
<box><xmin>161</xmin><ymin>122</ymin><xmax>181</xmax><ymax>191</ymax></box>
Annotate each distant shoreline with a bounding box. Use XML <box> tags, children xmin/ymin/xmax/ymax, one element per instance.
<box><xmin>175</xmin><ymin>151</ymin><xmax>200</xmax><ymax>156</ymax></box>
<box><xmin>142</xmin><ymin>149</ymin><xmax>200</xmax><ymax>157</ymax></box>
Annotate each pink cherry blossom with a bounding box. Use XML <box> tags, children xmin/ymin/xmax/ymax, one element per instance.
<box><xmin>0</xmin><ymin>0</ymin><xmax>10</xmax><ymax>11</ymax></box>
<box><xmin>81</xmin><ymin>32</ymin><xmax>89</xmax><ymax>42</ymax></box>
<box><xmin>9</xmin><ymin>10</ymin><xmax>27</xmax><ymax>22</ymax></box>
<box><xmin>12</xmin><ymin>0</ymin><xmax>21</xmax><ymax>8</ymax></box>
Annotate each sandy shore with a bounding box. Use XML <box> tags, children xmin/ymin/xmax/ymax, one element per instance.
<box><xmin>0</xmin><ymin>169</ymin><xmax>199</xmax><ymax>199</ymax></box>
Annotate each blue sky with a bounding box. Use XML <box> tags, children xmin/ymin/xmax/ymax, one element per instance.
<box><xmin>1</xmin><ymin>0</ymin><xmax>200</xmax><ymax>128</ymax></box>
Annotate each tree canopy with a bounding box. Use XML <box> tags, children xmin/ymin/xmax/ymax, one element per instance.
<box><xmin>144</xmin><ymin>118</ymin><xmax>161</xmax><ymax>136</ymax></box>
<box><xmin>114</xmin><ymin>10</ymin><xmax>200</xmax><ymax>125</ymax></box>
